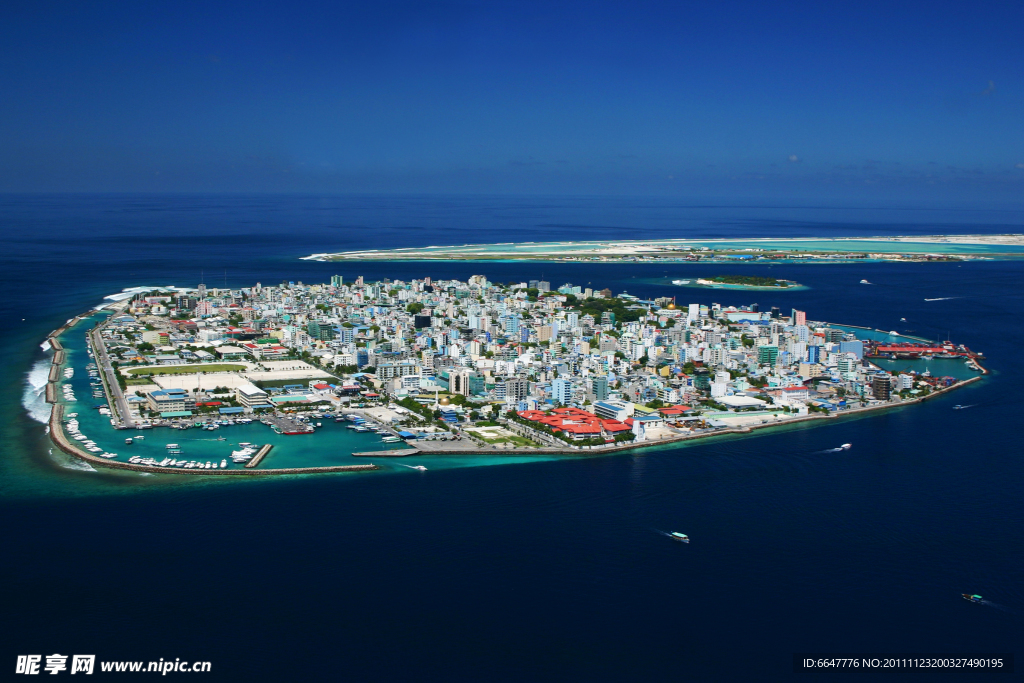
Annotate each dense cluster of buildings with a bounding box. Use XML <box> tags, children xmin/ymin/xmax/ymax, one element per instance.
<box><xmin>107</xmin><ymin>275</ymin><xmax>969</xmax><ymax>439</ymax></box>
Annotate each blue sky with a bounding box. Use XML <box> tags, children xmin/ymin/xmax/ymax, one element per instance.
<box><xmin>1</xmin><ymin>0</ymin><xmax>1021</xmax><ymax>199</ymax></box>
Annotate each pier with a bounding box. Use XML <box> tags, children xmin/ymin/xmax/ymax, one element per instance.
<box><xmin>352</xmin><ymin>448</ymin><xmax>420</xmax><ymax>457</ymax></box>
<box><xmin>244</xmin><ymin>444</ymin><xmax>274</xmax><ymax>468</ymax></box>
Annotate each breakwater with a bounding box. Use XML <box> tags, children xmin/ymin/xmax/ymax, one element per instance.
<box><xmin>351</xmin><ymin>449</ymin><xmax>421</xmax><ymax>457</ymax></box>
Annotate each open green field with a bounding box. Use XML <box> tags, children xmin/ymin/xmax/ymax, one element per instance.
<box><xmin>125</xmin><ymin>364</ymin><xmax>247</xmax><ymax>376</ymax></box>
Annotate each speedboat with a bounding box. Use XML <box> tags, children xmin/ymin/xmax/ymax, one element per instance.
<box><xmin>840</xmin><ymin>443</ymin><xmax>852</xmax><ymax>450</ymax></box>
<box><xmin>860</xmin><ymin>279</ymin><xmax>871</xmax><ymax>284</ymax></box>
<box><xmin>962</xmin><ymin>594</ymin><xmax>983</xmax><ymax>603</ymax></box>
<box><xmin>670</xmin><ymin>532</ymin><xmax>689</xmax><ymax>543</ymax></box>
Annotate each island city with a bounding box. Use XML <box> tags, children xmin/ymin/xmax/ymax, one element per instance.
<box><xmin>42</xmin><ymin>274</ymin><xmax>986</xmax><ymax>476</ymax></box>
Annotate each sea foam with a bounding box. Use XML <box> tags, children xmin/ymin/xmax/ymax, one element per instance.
<box><xmin>23</xmin><ymin>359</ymin><xmax>53</xmax><ymax>424</ymax></box>
<box><xmin>48</xmin><ymin>448</ymin><xmax>96</xmax><ymax>473</ymax></box>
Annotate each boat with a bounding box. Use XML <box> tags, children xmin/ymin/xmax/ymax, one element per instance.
<box><xmin>125</xmin><ymin>438</ymin><xmax>133</xmax><ymax>445</ymax></box>
<box><xmin>840</xmin><ymin>443</ymin><xmax>852</xmax><ymax>450</ymax></box>
<box><xmin>134</xmin><ymin>435</ymin><xmax>144</xmax><ymax>440</ymax></box>
<box><xmin>671</xmin><ymin>279</ymin><xmax>691</xmax><ymax>285</ymax></box>
<box><xmin>221</xmin><ymin>459</ymin><xmax>227</xmax><ymax>468</ymax></box>
<box><xmin>962</xmin><ymin>594</ymin><xmax>983</xmax><ymax>603</ymax></box>
<box><xmin>953</xmin><ymin>405</ymin><xmax>964</xmax><ymax>410</ymax></box>
<box><xmin>166</xmin><ymin>443</ymin><xmax>179</xmax><ymax>449</ymax></box>
<box><xmin>860</xmin><ymin>279</ymin><xmax>871</xmax><ymax>284</ymax></box>
<box><xmin>670</xmin><ymin>532</ymin><xmax>689</xmax><ymax>543</ymax></box>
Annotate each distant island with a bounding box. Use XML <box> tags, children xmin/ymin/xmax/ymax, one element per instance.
<box><xmin>700</xmin><ymin>276</ymin><xmax>795</xmax><ymax>288</ymax></box>
<box><xmin>672</xmin><ymin>276</ymin><xmax>803</xmax><ymax>290</ymax></box>
<box><xmin>302</xmin><ymin>234</ymin><xmax>1024</xmax><ymax>264</ymax></box>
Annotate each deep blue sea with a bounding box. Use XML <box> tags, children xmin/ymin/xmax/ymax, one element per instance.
<box><xmin>2</xmin><ymin>195</ymin><xmax>1022</xmax><ymax>681</ymax></box>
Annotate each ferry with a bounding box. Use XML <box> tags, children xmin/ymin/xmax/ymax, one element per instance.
<box><xmin>670</xmin><ymin>532</ymin><xmax>689</xmax><ymax>543</ymax></box>
<box><xmin>962</xmin><ymin>594</ymin><xmax>983</xmax><ymax>603</ymax></box>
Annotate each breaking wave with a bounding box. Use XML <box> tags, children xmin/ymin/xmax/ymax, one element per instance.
<box><xmin>23</xmin><ymin>359</ymin><xmax>52</xmax><ymax>424</ymax></box>
<box><xmin>48</xmin><ymin>448</ymin><xmax>96</xmax><ymax>473</ymax></box>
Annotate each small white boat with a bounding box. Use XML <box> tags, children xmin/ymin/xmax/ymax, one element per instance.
<box><xmin>166</xmin><ymin>443</ymin><xmax>179</xmax><ymax>449</ymax></box>
<box><xmin>860</xmin><ymin>279</ymin><xmax>871</xmax><ymax>284</ymax></box>
<box><xmin>221</xmin><ymin>459</ymin><xmax>228</xmax><ymax>468</ymax></box>
<box><xmin>840</xmin><ymin>443</ymin><xmax>852</xmax><ymax>450</ymax></box>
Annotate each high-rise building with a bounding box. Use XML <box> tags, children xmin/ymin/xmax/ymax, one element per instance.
<box><xmin>551</xmin><ymin>378</ymin><xmax>573</xmax><ymax>405</ymax></box>
<box><xmin>503</xmin><ymin>377</ymin><xmax>528</xmax><ymax>401</ymax></box>
<box><xmin>330</xmin><ymin>275</ymin><xmax>343</xmax><ymax>287</ymax></box>
<box><xmin>589</xmin><ymin>375</ymin><xmax>609</xmax><ymax>401</ymax></box>
<box><xmin>806</xmin><ymin>345</ymin><xmax>821</xmax><ymax>364</ymax></box>
<box><xmin>838</xmin><ymin>340</ymin><xmax>864</xmax><ymax>360</ymax></box>
<box><xmin>871</xmin><ymin>374</ymin><xmax>893</xmax><ymax>401</ymax></box>
<box><xmin>758</xmin><ymin>345</ymin><xmax>779</xmax><ymax>365</ymax></box>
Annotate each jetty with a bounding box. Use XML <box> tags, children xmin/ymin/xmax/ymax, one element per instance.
<box><xmin>244</xmin><ymin>444</ymin><xmax>274</xmax><ymax>468</ymax></box>
<box><xmin>352</xmin><ymin>448</ymin><xmax>420</xmax><ymax>457</ymax></box>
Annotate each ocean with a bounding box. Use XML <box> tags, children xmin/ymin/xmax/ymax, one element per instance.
<box><xmin>1</xmin><ymin>195</ymin><xmax>1021</xmax><ymax>681</ymax></box>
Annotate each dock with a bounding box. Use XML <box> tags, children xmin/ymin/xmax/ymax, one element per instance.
<box><xmin>352</xmin><ymin>448</ymin><xmax>420</xmax><ymax>457</ymax></box>
<box><xmin>244</xmin><ymin>444</ymin><xmax>274</xmax><ymax>468</ymax></box>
